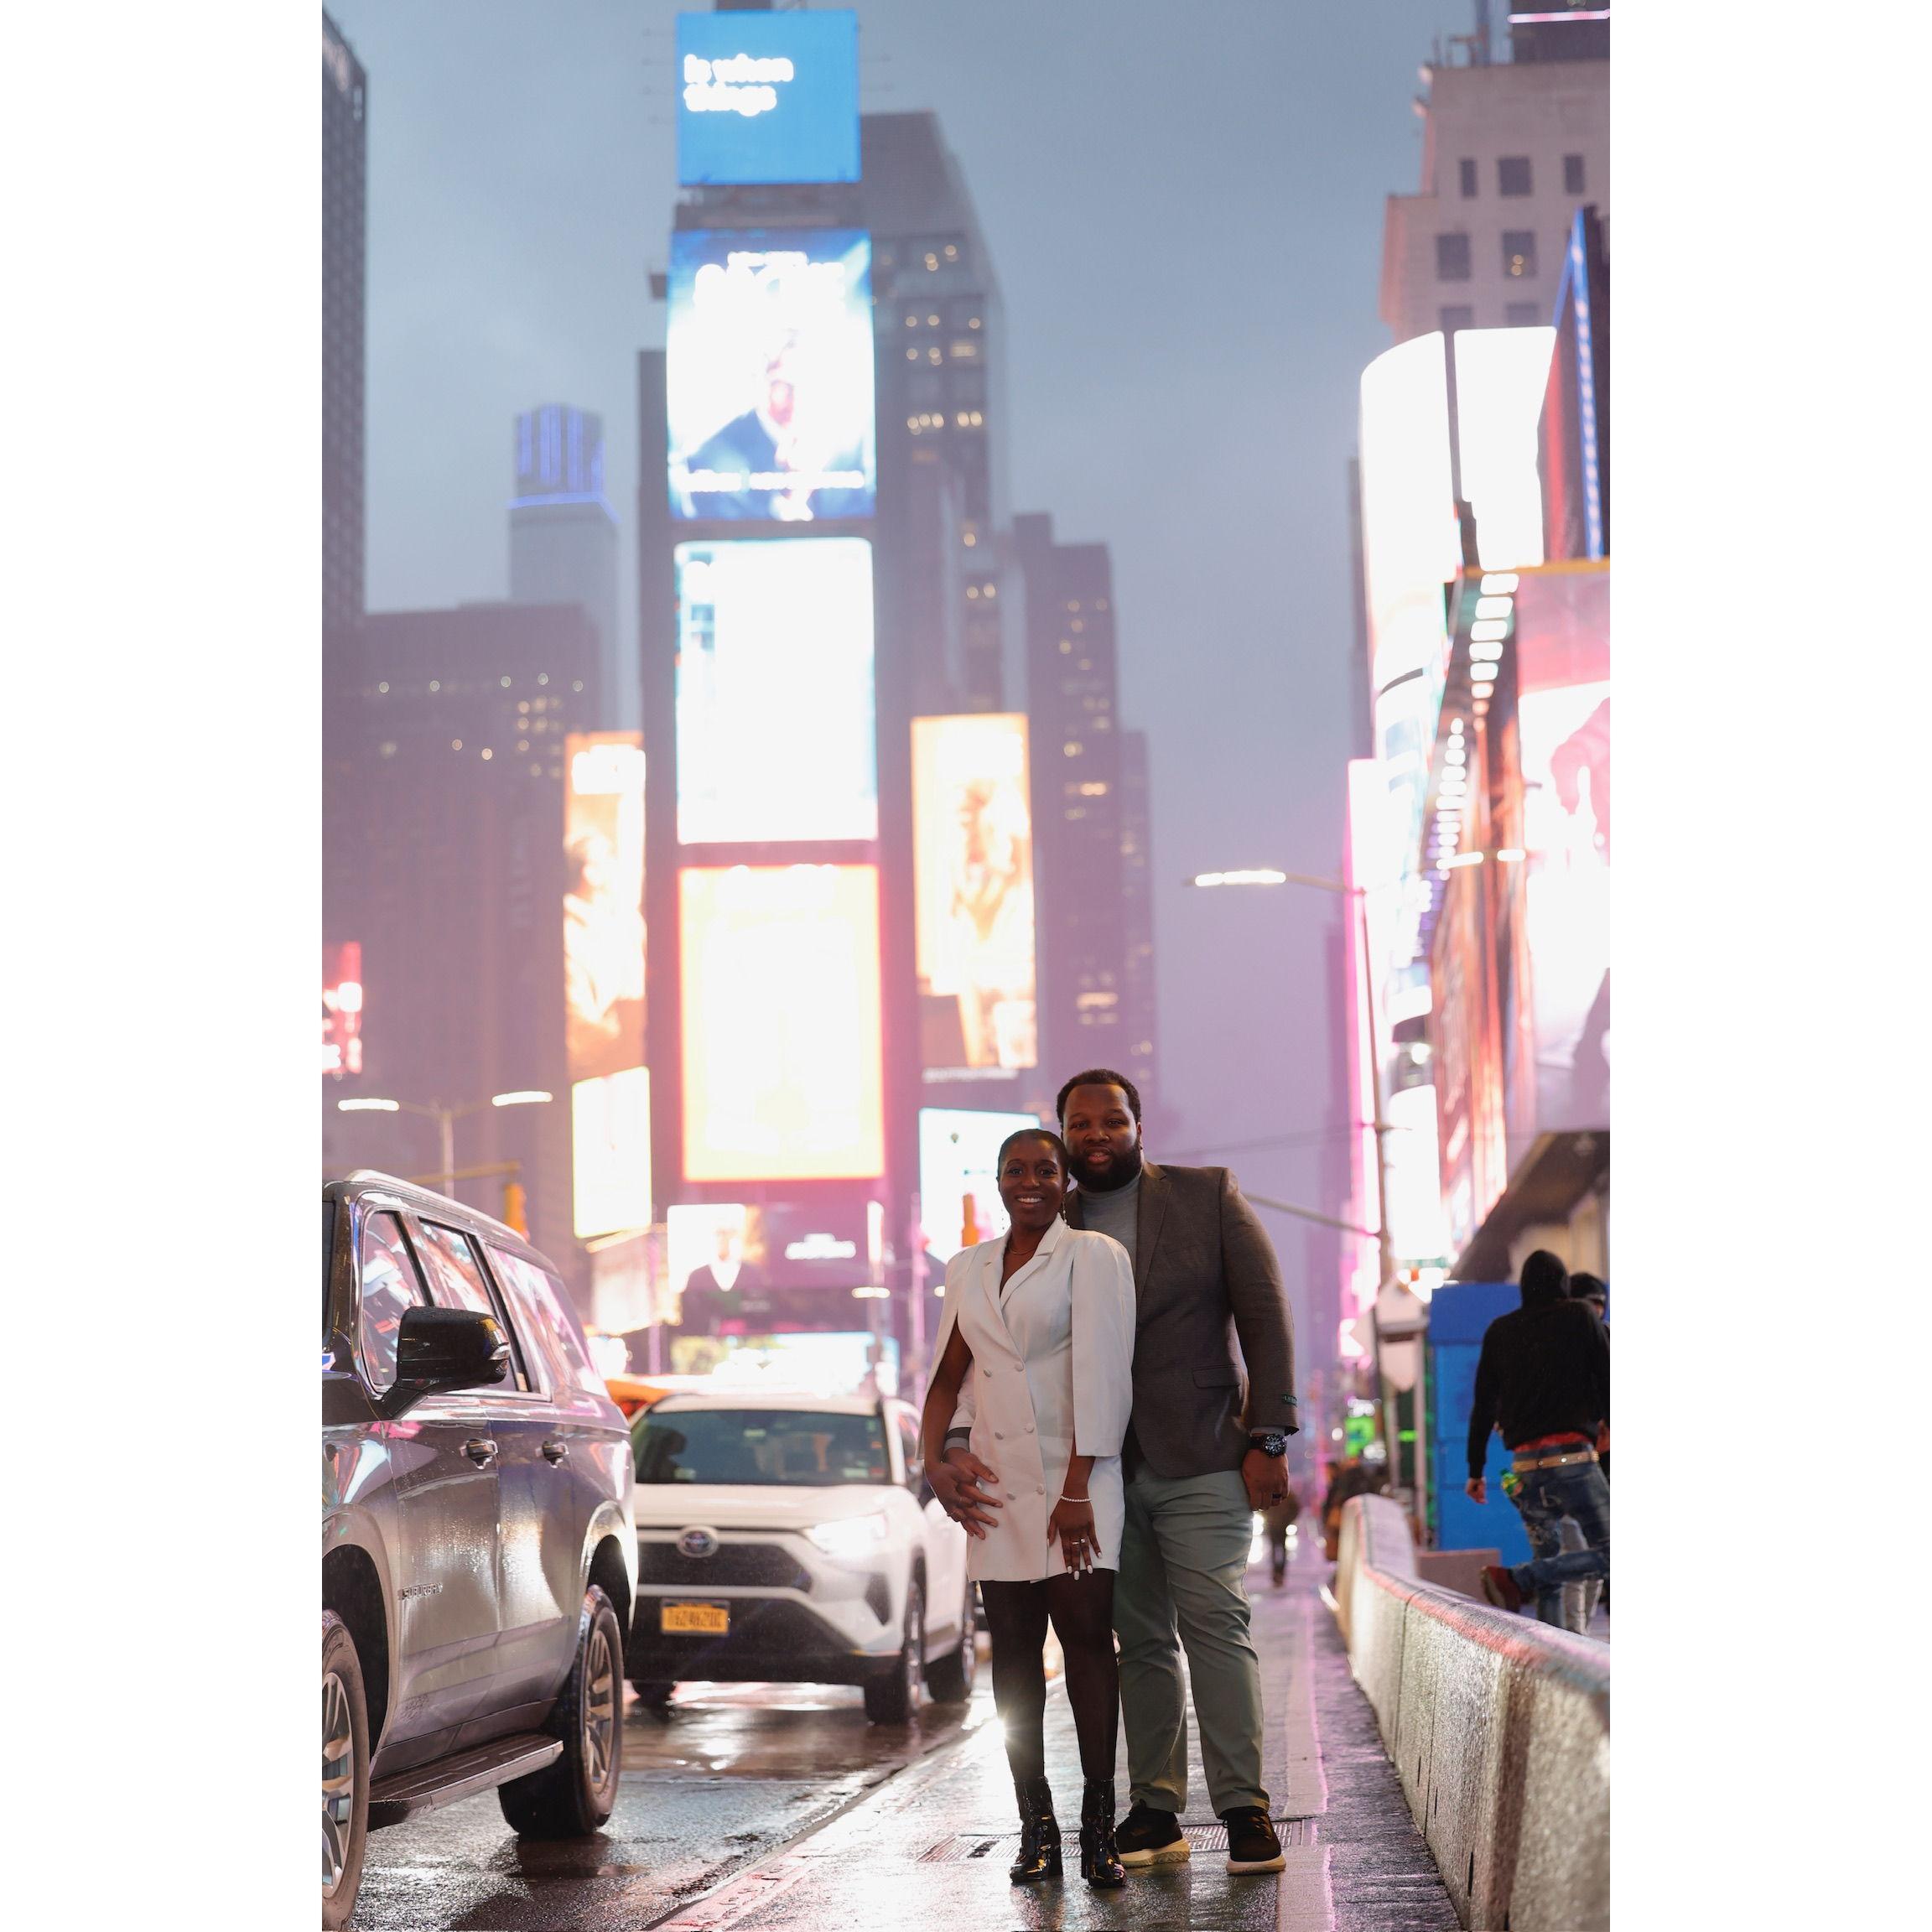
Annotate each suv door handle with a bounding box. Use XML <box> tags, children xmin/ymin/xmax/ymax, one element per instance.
<box><xmin>464</xmin><ymin>1437</ymin><xmax>498</xmax><ymax>1466</ymax></box>
<box><xmin>542</xmin><ymin>1439</ymin><xmax>569</xmax><ymax>1464</ymax></box>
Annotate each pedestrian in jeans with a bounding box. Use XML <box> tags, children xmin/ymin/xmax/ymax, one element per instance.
<box><xmin>1463</xmin><ymin>1249</ymin><xmax>1609</xmax><ymax>1627</ymax></box>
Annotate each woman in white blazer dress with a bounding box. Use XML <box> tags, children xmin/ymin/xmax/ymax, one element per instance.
<box><xmin>920</xmin><ymin>1128</ymin><xmax>1136</xmax><ymax>1889</ymax></box>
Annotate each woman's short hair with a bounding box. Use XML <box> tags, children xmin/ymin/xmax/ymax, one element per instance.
<box><xmin>996</xmin><ymin>1126</ymin><xmax>1071</xmax><ymax>1176</ymax></box>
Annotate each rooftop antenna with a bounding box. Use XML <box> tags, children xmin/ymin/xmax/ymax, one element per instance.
<box><xmin>1475</xmin><ymin>0</ymin><xmax>1493</xmax><ymax>64</ymax></box>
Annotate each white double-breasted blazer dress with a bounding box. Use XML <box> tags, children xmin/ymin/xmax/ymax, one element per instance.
<box><xmin>932</xmin><ymin>1216</ymin><xmax>1137</xmax><ymax>1583</ymax></box>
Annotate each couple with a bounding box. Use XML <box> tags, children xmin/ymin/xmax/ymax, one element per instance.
<box><xmin>919</xmin><ymin>1068</ymin><xmax>1299</xmax><ymax>1890</ymax></box>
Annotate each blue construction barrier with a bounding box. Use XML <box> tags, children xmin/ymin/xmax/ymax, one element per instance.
<box><xmin>1427</xmin><ymin>1280</ymin><xmax>1531</xmax><ymax>1565</ymax></box>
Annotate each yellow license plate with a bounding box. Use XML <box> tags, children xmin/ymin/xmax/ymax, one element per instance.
<box><xmin>661</xmin><ymin>1602</ymin><xmax>730</xmax><ymax>1635</ymax></box>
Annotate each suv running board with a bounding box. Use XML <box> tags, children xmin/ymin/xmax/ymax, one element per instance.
<box><xmin>368</xmin><ymin>1732</ymin><xmax>564</xmax><ymax>1828</ymax></box>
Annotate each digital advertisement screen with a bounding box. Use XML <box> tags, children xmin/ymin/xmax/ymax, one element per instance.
<box><xmin>667</xmin><ymin>228</ymin><xmax>875</xmax><ymax>522</ymax></box>
<box><xmin>1454</xmin><ymin>326</ymin><xmax>1557</xmax><ymax>574</ymax></box>
<box><xmin>564</xmin><ymin>732</ymin><xmax>647</xmax><ymax>1083</ymax></box>
<box><xmin>1514</xmin><ymin>567</ymin><xmax>1610</xmax><ymax>1142</ymax></box>
<box><xmin>675</xmin><ymin>539</ymin><xmax>876</xmax><ymax>847</ymax></box>
<box><xmin>917</xmin><ymin>1108</ymin><xmax>1043</xmax><ymax>1264</ymax></box>
<box><xmin>667</xmin><ymin>1199</ymin><xmax>877</xmax><ymax>1316</ymax></box>
<box><xmin>1359</xmin><ymin>333</ymin><xmax>1458</xmax><ymax>696</ymax></box>
<box><xmin>911</xmin><ymin>714</ymin><xmax>1037</xmax><ymax>1075</ymax></box>
<box><xmin>679</xmin><ymin>865</ymin><xmax>885</xmax><ymax>1182</ymax></box>
<box><xmin>322</xmin><ymin>942</ymin><xmax>363</xmax><ymax>1078</ymax></box>
<box><xmin>675</xmin><ymin>9</ymin><xmax>860</xmax><ymax>189</ymax></box>
<box><xmin>572</xmin><ymin>1066</ymin><xmax>652</xmax><ymax>1242</ymax></box>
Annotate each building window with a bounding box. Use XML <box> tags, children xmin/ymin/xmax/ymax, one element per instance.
<box><xmin>1439</xmin><ymin>304</ymin><xmax>1474</xmax><ymax>334</ymax></box>
<box><xmin>1502</xmin><ymin>231</ymin><xmax>1537</xmax><ymax>279</ymax></box>
<box><xmin>1505</xmin><ymin>301</ymin><xmax>1541</xmax><ymax>326</ymax></box>
<box><xmin>1498</xmin><ymin>156</ymin><xmax>1532</xmax><ymax>196</ymax></box>
<box><xmin>1564</xmin><ymin>153</ymin><xmax>1587</xmax><ymax>195</ymax></box>
<box><xmin>1458</xmin><ymin>157</ymin><xmax>1477</xmax><ymax>199</ymax></box>
<box><xmin>1436</xmin><ymin>232</ymin><xmax>1472</xmax><ymax>282</ymax></box>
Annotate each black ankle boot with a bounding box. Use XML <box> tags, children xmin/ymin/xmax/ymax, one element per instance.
<box><xmin>1009</xmin><ymin>1775</ymin><xmax>1062</xmax><ymax>1883</ymax></box>
<box><xmin>1079</xmin><ymin>1778</ymin><xmax>1127</xmax><ymax>1888</ymax></box>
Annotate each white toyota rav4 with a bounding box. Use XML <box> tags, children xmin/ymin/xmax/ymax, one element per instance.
<box><xmin>624</xmin><ymin>1389</ymin><xmax>975</xmax><ymax>1722</ymax></box>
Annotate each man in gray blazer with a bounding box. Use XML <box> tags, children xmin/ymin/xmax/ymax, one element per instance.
<box><xmin>937</xmin><ymin>1067</ymin><xmax>1298</xmax><ymax>1875</ymax></box>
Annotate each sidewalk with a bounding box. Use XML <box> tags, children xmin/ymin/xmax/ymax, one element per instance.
<box><xmin>654</xmin><ymin>1540</ymin><xmax>1459</xmax><ymax>1931</ymax></box>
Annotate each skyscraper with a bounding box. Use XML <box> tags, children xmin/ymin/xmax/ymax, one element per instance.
<box><xmin>322</xmin><ymin>10</ymin><xmax>366</xmax><ymax>638</ymax></box>
<box><xmin>1014</xmin><ymin>513</ymin><xmax>1127</xmax><ymax>1083</ymax></box>
<box><xmin>509</xmin><ymin>405</ymin><xmax>630</xmax><ymax>730</ymax></box>
<box><xmin>1379</xmin><ymin>20</ymin><xmax>1607</xmax><ymax>343</ymax></box>
<box><xmin>1117</xmin><ymin>729</ymin><xmax>1160</xmax><ymax>1124</ymax></box>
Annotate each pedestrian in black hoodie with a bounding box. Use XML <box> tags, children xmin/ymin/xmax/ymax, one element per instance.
<box><xmin>1463</xmin><ymin>1249</ymin><xmax>1609</xmax><ymax>1624</ymax></box>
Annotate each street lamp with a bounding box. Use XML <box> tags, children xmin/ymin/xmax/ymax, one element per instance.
<box><xmin>335</xmin><ymin>1091</ymin><xmax>554</xmax><ymax>1196</ymax></box>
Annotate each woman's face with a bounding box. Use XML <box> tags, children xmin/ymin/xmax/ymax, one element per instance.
<box><xmin>998</xmin><ymin>1135</ymin><xmax>1067</xmax><ymax>1233</ymax></box>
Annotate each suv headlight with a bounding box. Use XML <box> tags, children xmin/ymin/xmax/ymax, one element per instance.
<box><xmin>805</xmin><ymin>1513</ymin><xmax>889</xmax><ymax>1560</ymax></box>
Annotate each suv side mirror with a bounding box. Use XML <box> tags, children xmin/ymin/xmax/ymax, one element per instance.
<box><xmin>377</xmin><ymin>1306</ymin><xmax>511</xmax><ymax>1420</ymax></box>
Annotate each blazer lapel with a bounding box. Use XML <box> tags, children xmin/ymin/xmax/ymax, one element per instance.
<box><xmin>1135</xmin><ymin>1160</ymin><xmax>1171</xmax><ymax>1296</ymax></box>
<box><xmin>999</xmin><ymin>1213</ymin><xmax>1065</xmax><ymax>1307</ymax></box>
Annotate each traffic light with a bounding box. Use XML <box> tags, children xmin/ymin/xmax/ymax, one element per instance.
<box><xmin>501</xmin><ymin>1181</ymin><xmax>528</xmax><ymax>1236</ymax></box>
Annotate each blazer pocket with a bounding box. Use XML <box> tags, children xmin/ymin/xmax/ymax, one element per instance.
<box><xmin>1192</xmin><ymin>1367</ymin><xmax>1238</xmax><ymax>1389</ymax></box>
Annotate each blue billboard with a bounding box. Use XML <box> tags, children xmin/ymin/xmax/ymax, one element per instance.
<box><xmin>676</xmin><ymin>9</ymin><xmax>860</xmax><ymax>187</ymax></box>
<box><xmin>667</xmin><ymin>228</ymin><xmax>875</xmax><ymax>523</ymax></box>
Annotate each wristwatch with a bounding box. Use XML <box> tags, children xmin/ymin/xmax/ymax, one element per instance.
<box><xmin>1251</xmin><ymin>1431</ymin><xmax>1289</xmax><ymax>1458</ymax></box>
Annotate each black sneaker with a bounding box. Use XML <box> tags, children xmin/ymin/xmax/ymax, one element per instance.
<box><xmin>1222</xmin><ymin>1805</ymin><xmax>1285</xmax><ymax>1873</ymax></box>
<box><xmin>1113</xmin><ymin>1803</ymin><xmax>1189</xmax><ymax>1868</ymax></box>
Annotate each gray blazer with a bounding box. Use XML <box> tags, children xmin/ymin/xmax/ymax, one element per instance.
<box><xmin>1067</xmin><ymin>1160</ymin><xmax>1298</xmax><ymax>1481</ymax></box>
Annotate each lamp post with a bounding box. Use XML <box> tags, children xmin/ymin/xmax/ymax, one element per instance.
<box><xmin>335</xmin><ymin>1090</ymin><xmax>553</xmax><ymax>1197</ymax></box>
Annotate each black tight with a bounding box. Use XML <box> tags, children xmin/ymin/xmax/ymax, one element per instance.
<box><xmin>979</xmin><ymin>1574</ymin><xmax>1119</xmax><ymax>1785</ymax></box>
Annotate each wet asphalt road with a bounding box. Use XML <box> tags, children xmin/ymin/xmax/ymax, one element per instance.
<box><xmin>349</xmin><ymin>1667</ymin><xmax>999</xmax><ymax>1930</ymax></box>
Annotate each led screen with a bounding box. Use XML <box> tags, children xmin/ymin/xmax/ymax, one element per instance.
<box><xmin>667</xmin><ymin>228</ymin><xmax>874</xmax><ymax>522</ymax></box>
<box><xmin>676</xmin><ymin>9</ymin><xmax>860</xmax><ymax>188</ymax></box>
<box><xmin>1359</xmin><ymin>333</ymin><xmax>1458</xmax><ymax>696</ymax></box>
<box><xmin>917</xmin><ymin>1108</ymin><xmax>1043</xmax><ymax>1264</ymax></box>
<box><xmin>675</xmin><ymin>539</ymin><xmax>876</xmax><ymax>845</ymax></box>
<box><xmin>1514</xmin><ymin>567</ymin><xmax>1610</xmax><ymax>1144</ymax></box>
<box><xmin>679</xmin><ymin>864</ymin><xmax>885</xmax><ymax>1182</ymax></box>
<box><xmin>1454</xmin><ymin>326</ymin><xmax>1556</xmax><ymax>573</ymax></box>
<box><xmin>911</xmin><ymin>714</ymin><xmax>1037</xmax><ymax>1074</ymax></box>
<box><xmin>322</xmin><ymin>942</ymin><xmax>362</xmax><ymax>1078</ymax></box>
<box><xmin>564</xmin><ymin>732</ymin><xmax>646</xmax><ymax>1083</ymax></box>
<box><xmin>572</xmin><ymin>1067</ymin><xmax>652</xmax><ymax>1242</ymax></box>
<box><xmin>667</xmin><ymin>1199</ymin><xmax>875</xmax><ymax>1323</ymax></box>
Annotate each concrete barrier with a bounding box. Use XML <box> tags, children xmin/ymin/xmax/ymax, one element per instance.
<box><xmin>1333</xmin><ymin>1493</ymin><xmax>1608</xmax><ymax>1932</ymax></box>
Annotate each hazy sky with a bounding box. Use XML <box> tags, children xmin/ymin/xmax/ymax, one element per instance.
<box><xmin>329</xmin><ymin>0</ymin><xmax>1476</xmax><ymax>1303</ymax></box>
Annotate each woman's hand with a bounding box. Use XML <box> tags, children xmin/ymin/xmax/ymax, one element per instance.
<box><xmin>1048</xmin><ymin>1495</ymin><xmax>1100</xmax><ymax>1576</ymax></box>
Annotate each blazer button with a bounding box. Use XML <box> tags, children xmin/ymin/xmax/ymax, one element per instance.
<box><xmin>1026</xmin><ymin>1424</ymin><xmax>1035</xmax><ymax>1434</ymax></box>
<box><xmin>1036</xmin><ymin>1486</ymin><xmax>1044</xmax><ymax>1495</ymax></box>
<box><xmin>1005</xmin><ymin>1492</ymin><xmax>1015</xmax><ymax>1501</ymax></box>
<box><xmin>982</xmin><ymin>1367</ymin><xmax>992</xmax><ymax>1378</ymax></box>
<box><xmin>995</xmin><ymin>1431</ymin><xmax>1005</xmax><ymax>1440</ymax></box>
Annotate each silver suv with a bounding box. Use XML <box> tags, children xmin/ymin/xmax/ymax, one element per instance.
<box><xmin>322</xmin><ymin>1172</ymin><xmax>637</xmax><ymax>1929</ymax></box>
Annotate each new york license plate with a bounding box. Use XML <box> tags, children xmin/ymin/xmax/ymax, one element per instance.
<box><xmin>661</xmin><ymin>1602</ymin><xmax>730</xmax><ymax>1635</ymax></box>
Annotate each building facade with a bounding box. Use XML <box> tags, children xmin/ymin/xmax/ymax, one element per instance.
<box><xmin>509</xmin><ymin>406</ymin><xmax>630</xmax><ymax>730</ymax></box>
<box><xmin>322</xmin><ymin>604</ymin><xmax>601</xmax><ymax>1283</ymax></box>
<box><xmin>323</xmin><ymin>10</ymin><xmax>366</xmax><ymax>639</ymax></box>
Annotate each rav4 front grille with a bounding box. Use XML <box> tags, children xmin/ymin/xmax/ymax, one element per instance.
<box><xmin>638</xmin><ymin>1542</ymin><xmax>812</xmax><ymax>1592</ymax></box>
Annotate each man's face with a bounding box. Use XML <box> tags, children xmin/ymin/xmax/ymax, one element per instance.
<box><xmin>1061</xmin><ymin>1083</ymin><xmax>1141</xmax><ymax>1193</ymax></box>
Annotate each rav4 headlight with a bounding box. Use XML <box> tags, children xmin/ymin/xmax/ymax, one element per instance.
<box><xmin>806</xmin><ymin>1513</ymin><xmax>890</xmax><ymax>1560</ymax></box>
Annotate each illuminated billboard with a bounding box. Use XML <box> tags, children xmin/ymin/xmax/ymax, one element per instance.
<box><xmin>1454</xmin><ymin>325</ymin><xmax>1556</xmax><ymax>573</ymax></box>
<box><xmin>564</xmin><ymin>732</ymin><xmax>646</xmax><ymax>1083</ymax></box>
<box><xmin>675</xmin><ymin>539</ymin><xmax>876</xmax><ymax>845</ymax></box>
<box><xmin>1359</xmin><ymin>333</ymin><xmax>1458</xmax><ymax>696</ymax></box>
<box><xmin>572</xmin><ymin>1067</ymin><xmax>652</xmax><ymax>1242</ymax></box>
<box><xmin>1515</xmin><ymin>567</ymin><xmax>1610</xmax><ymax>1144</ymax></box>
<box><xmin>679</xmin><ymin>865</ymin><xmax>885</xmax><ymax>1182</ymax></box>
<box><xmin>676</xmin><ymin>9</ymin><xmax>860</xmax><ymax>189</ymax></box>
<box><xmin>917</xmin><ymin>1108</ymin><xmax>1042</xmax><ymax>1264</ymax></box>
<box><xmin>911</xmin><ymin>714</ymin><xmax>1037</xmax><ymax>1074</ymax></box>
<box><xmin>668</xmin><ymin>1199</ymin><xmax>875</xmax><ymax>1322</ymax></box>
<box><xmin>667</xmin><ymin>228</ymin><xmax>875</xmax><ymax>522</ymax></box>
<box><xmin>322</xmin><ymin>942</ymin><xmax>363</xmax><ymax>1078</ymax></box>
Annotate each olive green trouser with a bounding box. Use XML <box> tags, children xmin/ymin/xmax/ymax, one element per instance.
<box><xmin>1114</xmin><ymin>1466</ymin><xmax>1269</xmax><ymax>1815</ymax></box>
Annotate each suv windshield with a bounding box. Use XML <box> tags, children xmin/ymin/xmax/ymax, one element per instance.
<box><xmin>634</xmin><ymin>1409</ymin><xmax>889</xmax><ymax>1487</ymax></box>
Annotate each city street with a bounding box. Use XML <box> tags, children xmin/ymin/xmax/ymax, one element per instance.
<box><xmin>351</xmin><ymin>1539</ymin><xmax>1459</xmax><ymax>1932</ymax></box>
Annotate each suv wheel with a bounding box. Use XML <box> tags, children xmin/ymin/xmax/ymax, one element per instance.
<box><xmin>924</xmin><ymin>1576</ymin><xmax>978</xmax><ymax>1703</ymax></box>
<box><xmin>322</xmin><ymin>1611</ymin><xmax>370</xmax><ymax>1931</ymax></box>
<box><xmin>863</xmin><ymin>1576</ymin><xmax>923</xmax><ymax>1725</ymax></box>
<box><xmin>499</xmin><ymin>1585</ymin><xmax>624</xmax><ymax>1838</ymax></box>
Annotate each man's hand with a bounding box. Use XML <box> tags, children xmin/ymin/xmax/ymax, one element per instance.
<box><xmin>1465</xmin><ymin>1477</ymin><xmax>1487</xmax><ymax>1505</ymax></box>
<box><xmin>930</xmin><ymin>1446</ymin><xmax>1003</xmax><ymax>1539</ymax></box>
<box><xmin>1241</xmin><ymin>1446</ymin><xmax>1288</xmax><ymax>1512</ymax></box>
